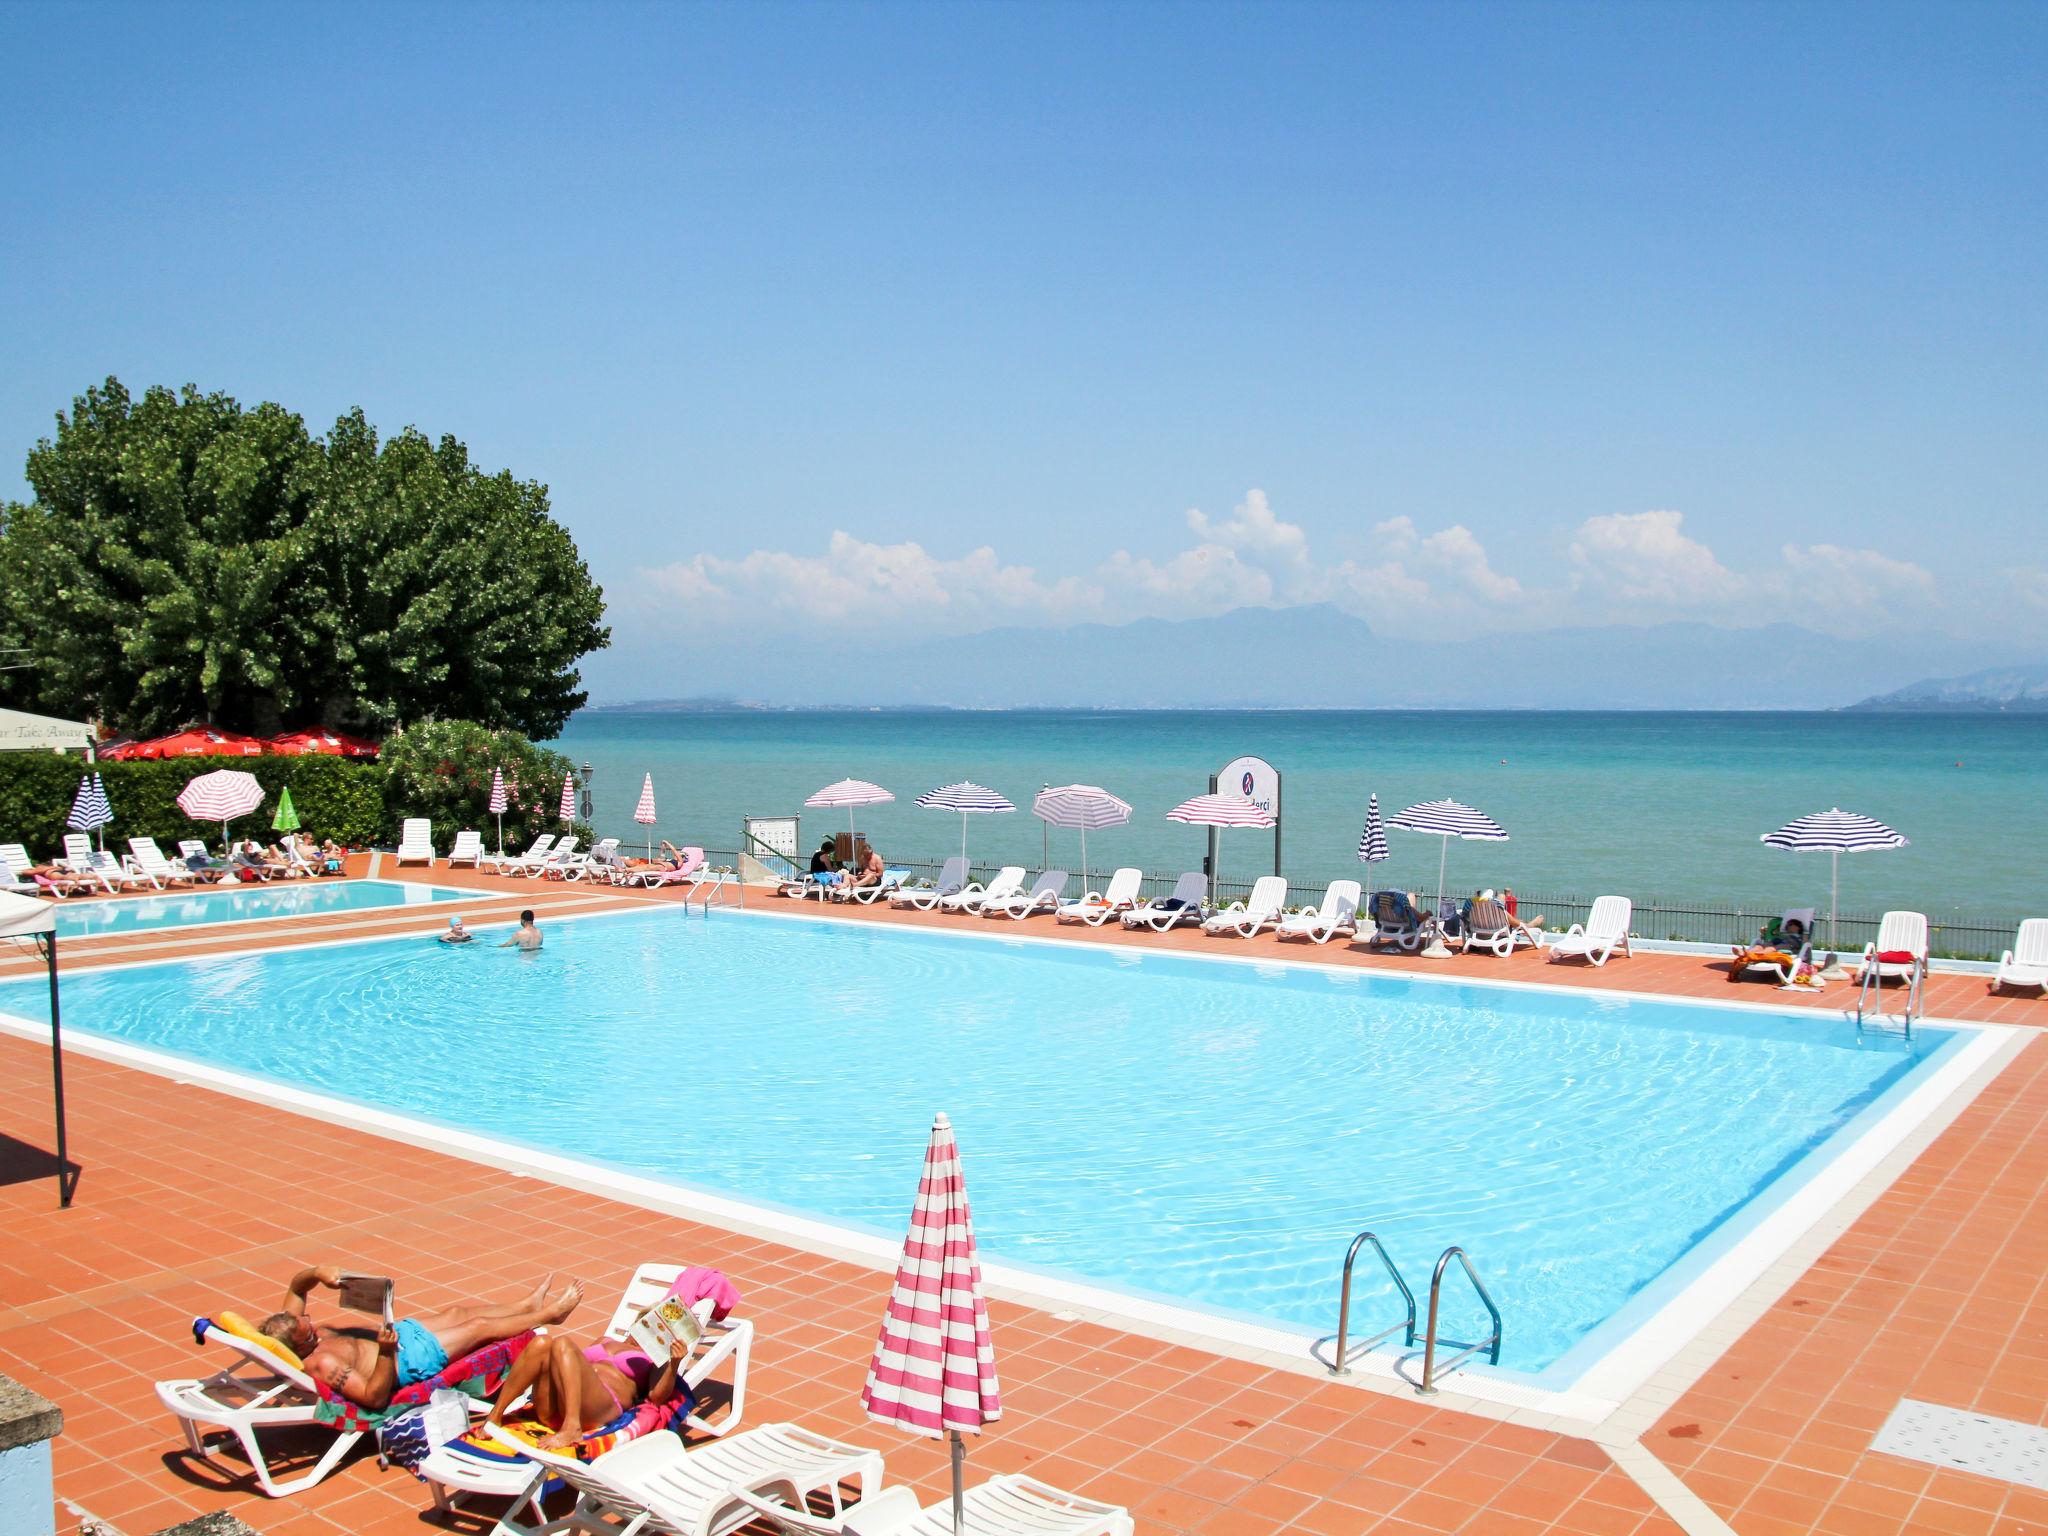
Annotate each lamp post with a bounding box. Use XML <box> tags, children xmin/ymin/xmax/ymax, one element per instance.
<box><xmin>579</xmin><ymin>761</ymin><xmax>594</xmax><ymax>821</ymax></box>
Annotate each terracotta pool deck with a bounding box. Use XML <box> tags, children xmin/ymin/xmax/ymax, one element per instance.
<box><xmin>2</xmin><ymin>861</ymin><xmax>2045</xmax><ymax>1534</ymax></box>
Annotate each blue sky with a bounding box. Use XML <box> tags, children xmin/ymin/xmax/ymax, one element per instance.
<box><xmin>3</xmin><ymin>0</ymin><xmax>2044</xmax><ymax>695</ymax></box>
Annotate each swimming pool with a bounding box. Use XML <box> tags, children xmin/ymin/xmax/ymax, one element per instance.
<box><xmin>50</xmin><ymin>877</ymin><xmax>463</xmax><ymax>937</ymax></box>
<box><xmin>0</xmin><ymin>906</ymin><xmax>1981</xmax><ymax>1387</ymax></box>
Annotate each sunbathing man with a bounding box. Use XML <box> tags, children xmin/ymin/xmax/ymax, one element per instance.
<box><xmin>485</xmin><ymin>1321</ymin><xmax>692</xmax><ymax>1449</ymax></box>
<box><xmin>258</xmin><ymin>1266</ymin><xmax>580</xmax><ymax>1410</ymax></box>
<box><xmin>833</xmin><ymin>843</ymin><xmax>885</xmax><ymax>900</ymax></box>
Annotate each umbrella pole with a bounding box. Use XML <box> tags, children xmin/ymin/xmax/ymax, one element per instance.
<box><xmin>1830</xmin><ymin>850</ymin><xmax>1839</xmax><ymax>950</ymax></box>
<box><xmin>1081</xmin><ymin>827</ymin><xmax>1088</xmax><ymax>894</ymax></box>
<box><xmin>961</xmin><ymin>812</ymin><xmax>967</xmax><ymax>865</ymax></box>
<box><xmin>951</xmin><ymin>1429</ymin><xmax>966</xmax><ymax>1536</ymax></box>
<box><xmin>1436</xmin><ymin>837</ymin><xmax>1449</xmax><ymax>918</ymax></box>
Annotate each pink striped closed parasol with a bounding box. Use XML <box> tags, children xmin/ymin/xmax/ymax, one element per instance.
<box><xmin>862</xmin><ymin>1111</ymin><xmax>1001</xmax><ymax>1533</ymax></box>
<box><xmin>632</xmin><ymin>773</ymin><xmax>658</xmax><ymax>859</ymax></box>
<box><xmin>487</xmin><ymin>768</ymin><xmax>508</xmax><ymax>855</ymax></box>
<box><xmin>557</xmin><ymin>771</ymin><xmax>576</xmax><ymax>824</ymax></box>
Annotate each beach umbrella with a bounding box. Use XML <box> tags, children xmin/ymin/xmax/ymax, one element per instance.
<box><xmin>66</xmin><ymin>772</ymin><xmax>114</xmax><ymax>852</ymax></box>
<box><xmin>124</xmin><ymin>726</ymin><xmax>268</xmax><ymax>759</ymax></box>
<box><xmin>1387</xmin><ymin>799</ymin><xmax>1509</xmax><ymax>932</ymax></box>
<box><xmin>915</xmin><ymin>781</ymin><xmax>1015</xmax><ymax>865</ymax></box>
<box><xmin>1032</xmin><ymin>784</ymin><xmax>1131</xmax><ymax>892</ymax></box>
<box><xmin>633</xmin><ymin>773</ymin><xmax>658</xmax><ymax>860</ymax></box>
<box><xmin>557</xmin><ymin>772</ymin><xmax>576</xmax><ymax>825</ymax></box>
<box><xmin>1761</xmin><ymin>808</ymin><xmax>1908</xmax><ymax>947</ymax></box>
<box><xmin>268</xmin><ymin>727</ymin><xmax>380</xmax><ymax>759</ymax></box>
<box><xmin>271</xmin><ymin>785</ymin><xmax>300</xmax><ymax>834</ymax></box>
<box><xmin>805</xmin><ymin>778</ymin><xmax>895</xmax><ymax>854</ymax></box>
<box><xmin>176</xmin><ymin>768</ymin><xmax>265</xmax><ymax>850</ymax></box>
<box><xmin>861</xmin><ymin>1111</ymin><xmax>1002</xmax><ymax>1536</ymax></box>
<box><xmin>487</xmin><ymin>767</ymin><xmax>509</xmax><ymax>855</ymax></box>
<box><xmin>1357</xmin><ymin>793</ymin><xmax>1389</xmax><ymax>866</ymax></box>
<box><xmin>1165</xmin><ymin>792</ymin><xmax>1276</xmax><ymax>902</ymax></box>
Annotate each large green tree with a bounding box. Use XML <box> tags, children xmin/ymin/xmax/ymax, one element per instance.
<box><xmin>1</xmin><ymin>378</ymin><xmax>609</xmax><ymax>738</ymax></box>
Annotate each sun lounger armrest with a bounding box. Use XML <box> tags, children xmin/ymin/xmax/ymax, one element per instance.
<box><xmin>731</xmin><ymin>1483</ymin><xmax>920</xmax><ymax>1536</ymax></box>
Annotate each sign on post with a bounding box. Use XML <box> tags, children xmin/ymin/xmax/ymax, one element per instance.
<box><xmin>1209</xmin><ymin>755</ymin><xmax>1283</xmax><ymax>878</ymax></box>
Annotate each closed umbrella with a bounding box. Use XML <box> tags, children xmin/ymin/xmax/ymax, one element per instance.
<box><xmin>488</xmin><ymin>767</ymin><xmax>509</xmax><ymax>856</ymax></box>
<box><xmin>67</xmin><ymin>773</ymin><xmax>114</xmax><ymax>853</ymax></box>
<box><xmin>176</xmin><ymin>769</ymin><xmax>266</xmax><ymax>851</ymax></box>
<box><xmin>1388</xmin><ymin>799</ymin><xmax>1509</xmax><ymax>946</ymax></box>
<box><xmin>633</xmin><ymin>773</ymin><xmax>658</xmax><ymax>861</ymax></box>
<box><xmin>805</xmin><ymin>778</ymin><xmax>894</xmax><ymax>856</ymax></box>
<box><xmin>914</xmin><ymin>782</ymin><xmax>1015</xmax><ymax>866</ymax></box>
<box><xmin>1357</xmin><ymin>793</ymin><xmax>1389</xmax><ymax>866</ymax></box>
<box><xmin>271</xmin><ymin>785</ymin><xmax>301</xmax><ymax>834</ymax></box>
<box><xmin>1164</xmin><ymin>792</ymin><xmax>1276</xmax><ymax>903</ymax></box>
<box><xmin>557</xmin><ymin>772</ymin><xmax>576</xmax><ymax>825</ymax></box>
<box><xmin>1761</xmin><ymin>808</ymin><xmax>1908</xmax><ymax>947</ymax></box>
<box><xmin>1031</xmin><ymin>784</ymin><xmax>1132</xmax><ymax>892</ymax></box>
<box><xmin>861</xmin><ymin>1112</ymin><xmax>1002</xmax><ymax>1535</ymax></box>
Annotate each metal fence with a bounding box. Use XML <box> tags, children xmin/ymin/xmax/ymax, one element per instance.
<box><xmin>722</xmin><ymin>844</ymin><xmax>2017</xmax><ymax>961</ymax></box>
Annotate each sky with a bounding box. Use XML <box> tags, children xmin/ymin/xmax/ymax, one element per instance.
<box><xmin>2</xmin><ymin>0</ymin><xmax>2044</xmax><ymax>700</ymax></box>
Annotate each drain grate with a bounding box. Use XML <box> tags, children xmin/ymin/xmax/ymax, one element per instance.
<box><xmin>1871</xmin><ymin>1399</ymin><xmax>2048</xmax><ymax>1490</ymax></box>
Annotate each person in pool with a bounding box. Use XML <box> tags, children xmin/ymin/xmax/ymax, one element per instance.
<box><xmin>498</xmin><ymin>910</ymin><xmax>542</xmax><ymax>950</ymax></box>
<box><xmin>257</xmin><ymin>1266</ymin><xmax>581</xmax><ymax>1410</ymax></box>
<box><xmin>484</xmin><ymin>1318</ymin><xmax>693</xmax><ymax>1449</ymax></box>
<box><xmin>439</xmin><ymin>916</ymin><xmax>473</xmax><ymax>944</ymax></box>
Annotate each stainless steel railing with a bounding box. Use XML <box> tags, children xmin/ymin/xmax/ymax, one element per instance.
<box><xmin>1328</xmin><ymin>1231</ymin><xmax>1416</xmax><ymax>1376</ymax></box>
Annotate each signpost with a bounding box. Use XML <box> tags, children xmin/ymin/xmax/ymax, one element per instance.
<box><xmin>1209</xmin><ymin>755</ymin><xmax>1282</xmax><ymax>879</ymax></box>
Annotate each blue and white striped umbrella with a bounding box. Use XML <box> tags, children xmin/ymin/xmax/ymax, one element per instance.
<box><xmin>1389</xmin><ymin>798</ymin><xmax>1509</xmax><ymax>920</ymax></box>
<box><xmin>67</xmin><ymin>772</ymin><xmax>114</xmax><ymax>850</ymax></box>
<box><xmin>1033</xmin><ymin>785</ymin><xmax>1132</xmax><ymax>891</ymax></box>
<box><xmin>1761</xmin><ymin>808</ymin><xmax>1908</xmax><ymax>946</ymax></box>
<box><xmin>1357</xmin><ymin>793</ymin><xmax>1389</xmax><ymax>865</ymax></box>
<box><xmin>916</xmin><ymin>781</ymin><xmax>1016</xmax><ymax>862</ymax></box>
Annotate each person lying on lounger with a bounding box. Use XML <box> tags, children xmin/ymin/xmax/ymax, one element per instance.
<box><xmin>485</xmin><ymin>1323</ymin><xmax>692</xmax><ymax>1449</ymax></box>
<box><xmin>256</xmin><ymin>1267</ymin><xmax>581</xmax><ymax>1411</ymax></box>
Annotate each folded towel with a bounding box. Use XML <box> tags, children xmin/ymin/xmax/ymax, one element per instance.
<box><xmin>1875</xmin><ymin>949</ymin><xmax>1918</xmax><ymax>965</ymax></box>
<box><xmin>667</xmin><ymin>1265</ymin><xmax>740</xmax><ymax>1322</ymax></box>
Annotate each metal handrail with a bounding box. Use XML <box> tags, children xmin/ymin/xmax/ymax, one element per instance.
<box><xmin>1328</xmin><ymin>1231</ymin><xmax>1416</xmax><ymax>1376</ymax></box>
<box><xmin>1419</xmin><ymin>1246</ymin><xmax>1502</xmax><ymax>1394</ymax></box>
<box><xmin>1856</xmin><ymin>951</ymin><xmax>1924</xmax><ymax>1039</ymax></box>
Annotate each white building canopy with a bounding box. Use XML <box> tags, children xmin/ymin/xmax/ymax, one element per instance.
<box><xmin>0</xmin><ymin>708</ymin><xmax>95</xmax><ymax>752</ymax></box>
<box><xmin>0</xmin><ymin>889</ymin><xmax>57</xmax><ymax>937</ymax></box>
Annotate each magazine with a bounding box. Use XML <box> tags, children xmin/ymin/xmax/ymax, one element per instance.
<box><xmin>336</xmin><ymin>1272</ymin><xmax>396</xmax><ymax>1327</ymax></box>
<box><xmin>626</xmin><ymin>1295</ymin><xmax>704</xmax><ymax>1363</ymax></box>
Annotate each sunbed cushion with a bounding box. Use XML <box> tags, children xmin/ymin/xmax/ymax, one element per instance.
<box><xmin>1875</xmin><ymin>949</ymin><xmax>1917</xmax><ymax>965</ymax></box>
<box><xmin>210</xmin><ymin>1309</ymin><xmax>305</xmax><ymax>1371</ymax></box>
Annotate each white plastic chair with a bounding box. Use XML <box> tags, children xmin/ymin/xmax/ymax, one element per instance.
<box><xmin>1056</xmin><ymin>867</ymin><xmax>1143</xmax><ymax>926</ymax></box>
<box><xmin>734</xmin><ymin>1473</ymin><xmax>1134</xmax><ymax>1536</ymax></box>
<box><xmin>890</xmin><ymin>856</ymin><xmax>969</xmax><ymax>911</ymax></box>
<box><xmin>482</xmin><ymin>833</ymin><xmax>555</xmax><ymax>875</ymax></box>
<box><xmin>982</xmin><ymin>869</ymin><xmax>1068</xmax><ymax>920</ymax></box>
<box><xmin>127</xmin><ymin>836</ymin><xmax>198</xmax><ymax>889</ymax></box>
<box><xmin>1546</xmin><ymin>895</ymin><xmax>1633</xmax><ymax>966</ymax></box>
<box><xmin>1860</xmin><ymin>911</ymin><xmax>1928</xmax><ymax>983</ymax></box>
<box><xmin>447</xmin><ymin>830</ymin><xmax>485</xmax><ymax>868</ymax></box>
<box><xmin>1121</xmin><ymin>872</ymin><xmax>1206</xmax><ymax>931</ymax></box>
<box><xmin>395</xmin><ymin>817</ymin><xmax>436</xmax><ymax>866</ymax></box>
<box><xmin>940</xmin><ymin>865</ymin><xmax>1025</xmax><ymax>914</ymax></box>
<box><xmin>1277</xmin><ymin>881</ymin><xmax>1360</xmax><ymax>944</ymax></box>
<box><xmin>1994</xmin><ymin>920</ymin><xmax>2048</xmax><ymax>993</ymax></box>
<box><xmin>1203</xmin><ymin>875</ymin><xmax>1288</xmax><ymax>937</ymax></box>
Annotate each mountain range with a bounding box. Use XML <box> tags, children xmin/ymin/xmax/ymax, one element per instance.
<box><xmin>1846</xmin><ymin>662</ymin><xmax>2048</xmax><ymax>712</ymax></box>
<box><xmin>592</xmin><ymin>604</ymin><xmax>2015</xmax><ymax>711</ymax></box>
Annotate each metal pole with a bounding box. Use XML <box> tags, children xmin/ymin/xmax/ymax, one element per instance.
<box><xmin>43</xmin><ymin>932</ymin><xmax>72</xmax><ymax>1208</ymax></box>
<box><xmin>950</xmin><ymin>1429</ymin><xmax>965</xmax><ymax>1536</ymax></box>
<box><xmin>1273</xmin><ymin>769</ymin><xmax>1283</xmax><ymax>877</ymax></box>
<box><xmin>1830</xmin><ymin>849</ymin><xmax>1839</xmax><ymax>950</ymax></box>
<box><xmin>1207</xmin><ymin>772</ymin><xmax>1219</xmax><ymax>891</ymax></box>
<box><xmin>1041</xmin><ymin>785</ymin><xmax>1049</xmax><ymax>871</ymax></box>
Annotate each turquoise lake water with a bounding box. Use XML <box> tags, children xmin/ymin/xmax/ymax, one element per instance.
<box><xmin>556</xmin><ymin>710</ymin><xmax>2046</xmax><ymax>923</ymax></box>
<box><xmin>0</xmin><ymin>906</ymin><xmax>1954</xmax><ymax>1375</ymax></box>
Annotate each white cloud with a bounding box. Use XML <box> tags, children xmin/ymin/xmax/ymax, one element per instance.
<box><xmin>629</xmin><ymin>492</ymin><xmax>1946</xmax><ymax>644</ymax></box>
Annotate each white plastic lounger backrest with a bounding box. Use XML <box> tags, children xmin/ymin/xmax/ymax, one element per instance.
<box><xmin>202</xmin><ymin>1323</ymin><xmax>321</xmax><ymax>1394</ymax></box>
<box><xmin>0</xmin><ymin>845</ymin><xmax>30</xmax><ymax>876</ymax></box>
<box><xmin>931</xmin><ymin>856</ymin><xmax>969</xmax><ymax>894</ymax></box>
<box><xmin>1166</xmin><ymin>872</ymin><xmax>1206</xmax><ymax>906</ymax></box>
<box><xmin>1587</xmin><ymin>895</ymin><xmax>1631</xmax><ymax>937</ymax></box>
<box><xmin>399</xmin><ymin>817</ymin><xmax>432</xmax><ymax>844</ymax></box>
<box><xmin>1875</xmin><ymin>911</ymin><xmax>1927</xmax><ymax>957</ymax></box>
<box><xmin>1028</xmin><ymin>870</ymin><xmax>1067</xmax><ymax>899</ymax></box>
<box><xmin>130</xmin><ymin>838</ymin><xmax>171</xmax><ymax>871</ymax></box>
<box><xmin>589</xmin><ymin>837</ymin><xmax>620</xmax><ymax>859</ymax></box>
<box><xmin>986</xmin><ymin>866</ymin><xmax>1025</xmax><ymax>897</ymax></box>
<box><xmin>520</xmin><ymin>833</ymin><xmax>555</xmax><ymax>860</ymax></box>
<box><xmin>1102</xmin><ymin>868</ymin><xmax>1142</xmax><ymax>904</ymax></box>
<box><xmin>487</xmin><ymin>1425</ymin><xmax>654</xmax><ymax>1517</ymax></box>
<box><xmin>450</xmin><ymin>830</ymin><xmax>482</xmax><ymax>853</ymax></box>
<box><xmin>178</xmin><ymin>840</ymin><xmax>210</xmax><ymax>860</ymax></box>
<box><xmin>549</xmin><ymin>837</ymin><xmax>581</xmax><ymax>861</ymax></box>
<box><xmin>1326</xmin><ymin>880</ymin><xmax>1361</xmax><ymax>919</ymax></box>
<box><xmin>2017</xmin><ymin>920</ymin><xmax>2048</xmax><ymax>967</ymax></box>
<box><xmin>63</xmin><ymin>833</ymin><xmax>94</xmax><ymax>865</ymax></box>
<box><xmin>1247</xmin><ymin>875</ymin><xmax>1287</xmax><ymax>914</ymax></box>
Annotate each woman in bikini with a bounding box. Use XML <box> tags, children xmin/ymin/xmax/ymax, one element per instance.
<box><xmin>484</xmin><ymin>1309</ymin><xmax>692</xmax><ymax>1449</ymax></box>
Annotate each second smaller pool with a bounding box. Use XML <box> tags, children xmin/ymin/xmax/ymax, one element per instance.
<box><xmin>53</xmin><ymin>877</ymin><xmax>462</xmax><ymax>938</ymax></box>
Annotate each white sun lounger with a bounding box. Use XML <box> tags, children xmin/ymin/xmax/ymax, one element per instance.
<box><xmin>622</xmin><ymin>847</ymin><xmax>707</xmax><ymax>888</ymax></box>
<box><xmin>155</xmin><ymin>1326</ymin><xmax>365</xmax><ymax>1497</ymax></box>
<box><xmin>447</xmin><ymin>830</ymin><xmax>485</xmax><ymax>868</ymax></box>
<box><xmin>1203</xmin><ymin>875</ymin><xmax>1288</xmax><ymax>937</ymax></box>
<box><xmin>0</xmin><ymin>843</ymin><xmax>40</xmax><ymax>895</ymax></box>
<box><xmin>983</xmin><ymin>869</ymin><xmax>1068</xmax><ymax>920</ymax></box>
<box><xmin>1546</xmin><ymin>895</ymin><xmax>1633</xmax><ymax>966</ymax></box>
<box><xmin>1277</xmin><ymin>880</ymin><xmax>1360</xmax><ymax>944</ymax></box>
<box><xmin>1056</xmin><ymin>867</ymin><xmax>1143</xmax><ymax>926</ymax></box>
<box><xmin>395</xmin><ymin>817</ymin><xmax>436</xmax><ymax>866</ymax></box>
<box><xmin>87</xmin><ymin>848</ymin><xmax>150</xmax><ymax>891</ymax></box>
<box><xmin>1460</xmin><ymin>897</ymin><xmax>1538</xmax><ymax>958</ymax></box>
<box><xmin>1994</xmin><ymin>919</ymin><xmax>2048</xmax><ymax>993</ymax></box>
<box><xmin>890</xmin><ymin>856</ymin><xmax>970</xmax><ymax>911</ymax></box>
<box><xmin>1121</xmin><ymin>872</ymin><xmax>1206</xmax><ymax>932</ymax></box>
<box><xmin>420</xmin><ymin>1260</ymin><xmax>757</xmax><ymax>1525</ymax></box>
<box><xmin>479</xmin><ymin>1419</ymin><xmax>882</xmax><ymax>1536</ymax></box>
<box><xmin>558</xmin><ymin>836</ymin><xmax>622</xmax><ymax>881</ymax></box>
<box><xmin>1859</xmin><ymin>910</ymin><xmax>1928</xmax><ymax>983</ymax></box>
<box><xmin>734</xmin><ymin>1472</ymin><xmax>1134</xmax><ymax>1536</ymax></box>
<box><xmin>940</xmin><ymin>865</ymin><xmax>1025</xmax><ymax>914</ymax></box>
<box><xmin>840</xmin><ymin>868</ymin><xmax>910</xmax><ymax>905</ymax></box>
<box><xmin>1737</xmin><ymin>907</ymin><xmax>1817</xmax><ymax>983</ymax></box>
<box><xmin>520</xmin><ymin>836</ymin><xmax>579</xmax><ymax>878</ymax></box>
<box><xmin>481</xmin><ymin>833</ymin><xmax>555</xmax><ymax>875</ymax></box>
<box><xmin>126</xmin><ymin>836</ymin><xmax>198</xmax><ymax>889</ymax></box>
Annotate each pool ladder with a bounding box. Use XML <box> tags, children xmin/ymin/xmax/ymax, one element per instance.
<box><xmin>1855</xmin><ymin>954</ymin><xmax>1923</xmax><ymax>1040</ymax></box>
<box><xmin>1329</xmin><ymin>1231</ymin><xmax>1502</xmax><ymax>1394</ymax></box>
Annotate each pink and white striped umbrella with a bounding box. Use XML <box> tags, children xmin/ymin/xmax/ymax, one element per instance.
<box><xmin>862</xmin><ymin>1111</ymin><xmax>1001</xmax><ymax>1532</ymax></box>
<box><xmin>1165</xmin><ymin>792</ymin><xmax>1276</xmax><ymax>902</ymax></box>
<box><xmin>487</xmin><ymin>768</ymin><xmax>509</xmax><ymax>815</ymax></box>
<box><xmin>176</xmin><ymin>768</ymin><xmax>266</xmax><ymax>847</ymax></box>
<box><xmin>805</xmin><ymin>778</ymin><xmax>894</xmax><ymax>847</ymax></box>
<box><xmin>1032</xmin><ymin>785</ymin><xmax>1131</xmax><ymax>892</ymax></box>
<box><xmin>632</xmin><ymin>773</ymin><xmax>658</xmax><ymax>859</ymax></box>
<box><xmin>557</xmin><ymin>772</ymin><xmax>576</xmax><ymax>824</ymax></box>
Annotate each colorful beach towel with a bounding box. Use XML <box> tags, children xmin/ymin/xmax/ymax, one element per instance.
<box><xmin>434</xmin><ymin>1391</ymin><xmax>691</xmax><ymax>1475</ymax></box>
<box><xmin>313</xmin><ymin>1328</ymin><xmax>536</xmax><ymax>1435</ymax></box>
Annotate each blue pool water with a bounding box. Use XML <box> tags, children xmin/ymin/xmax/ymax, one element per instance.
<box><xmin>51</xmin><ymin>878</ymin><xmax>461</xmax><ymax>937</ymax></box>
<box><xmin>0</xmin><ymin>908</ymin><xmax>1960</xmax><ymax>1375</ymax></box>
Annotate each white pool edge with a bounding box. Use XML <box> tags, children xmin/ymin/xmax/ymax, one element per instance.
<box><xmin>0</xmin><ymin>895</ymin><xmax>2013</xmax><ymax>1429</ymax></box>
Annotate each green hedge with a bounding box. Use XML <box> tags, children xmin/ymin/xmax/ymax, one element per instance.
<box><xmin>0</xmin><ymin>754</ymin><xmax>385</xmax><ymax>855</ymax></box>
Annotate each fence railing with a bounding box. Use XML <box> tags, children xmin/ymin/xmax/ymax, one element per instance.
<box><xmin>725</xmin><ymin>847</ymin><xmax>2017</xmax><ymax>961</ymax></box>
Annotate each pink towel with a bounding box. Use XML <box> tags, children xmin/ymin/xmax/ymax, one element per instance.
<box><xmin>665</xmin><ymin>1266</ymin><xmax>740</xmax><ymax>1321</ymax></box>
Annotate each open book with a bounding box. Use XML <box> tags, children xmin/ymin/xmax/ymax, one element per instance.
<box><xmin>336</xmin><ymin>1272</ymin><xmax>395</xmax><ymax>1328</ymax></box>
<box><xmin>627</xmin><ymin>1294</ymin><xmax>704</xmax><ymax>1363</ymax></box>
